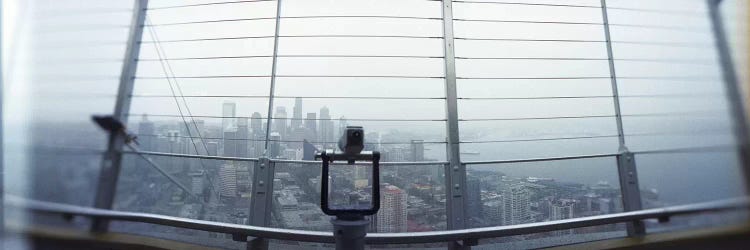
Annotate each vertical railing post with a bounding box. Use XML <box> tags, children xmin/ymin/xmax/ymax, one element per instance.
<box><xmin>248</xmin><ymin>1</ymin><xmax>282</xmax><ymax>249</ymax></box>
<box><xmin>707</xmin><ymin>0</ymin><xmax>750</xmax><ymax>194</ymax></box>
<box><xmin>248</xmin><ymin>158</ymin><xmax>275</xmax><ymax>249</ymax></box>
<box><xmin>600</xmin><ymin>0</ymin><xmax>645</xmax><ymax>236</ymax></box>
<box><xmin>441</xmin><ymin>1</ymin><xmax>469</xmax><ymax>249</ymax></box>
<box><xmin>263</xmin><ymin>0</ymin><xmax>282</xmax><ymax>150</ymax></box>
<box><xmin>91</xmin><ymin>0</ymin><xmax>148</xmax><ymax>232</ymax></box>
<box><xmin>0</xmin><ymin>2</ymin><xmax>5</xmax><ymax>238</ymax></box>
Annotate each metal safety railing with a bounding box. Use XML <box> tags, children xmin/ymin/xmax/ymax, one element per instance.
<box><xmin>7</xmin><ymin>195</ymin><xmax>749</xmax><ymax>245</ymax></box>
<box><xmin>74</xmin><ymin>0</ymin><xmax>750</xmax><ymax>249</ymax></box>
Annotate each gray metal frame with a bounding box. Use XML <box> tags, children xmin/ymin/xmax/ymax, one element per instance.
<box><xmin>441</xmin><ymin>0</ymin><xmax>467</xmax><ymax>236</ymax></box>
<box><xmin>9</xmin><ymin>195</ymin><xmax>749</xmax><ymax>245</ymax></box>
<box><xmin>250</xmin><ymin>0</ymin><xmax>283</xmax><ymax>248</ymax></box>
<box><xmin>708</xmin><ymin>0</ymin><xmax>750</xmax><ymax>195</ymax></box>
<box><xmin>248</xmin><ymin>158</ymin><xmax>275</xmax><ymax>248</ymax></box>
<box><xmin>263</xmin><ymin>0</ymin><xmax>283</xmax><ymax>150</ymax></box>
<box><xmin>600</xmin><ymin>0</ymin><xmax>645</xmax><ymax>236</ymax></box>
<box><xmin>81</xmin><ymin>0</ymin><xmax>750</xmax><ymax>248</ymax></box>
<box><xmin>0</xmin><ymin>1</ymin><xmax>4</xmax><ymax>238</ymax></box>
<box><xmin>91</xmin><ymin>0</ymin><xmax>149</xmax><ymax>232</ymax></box>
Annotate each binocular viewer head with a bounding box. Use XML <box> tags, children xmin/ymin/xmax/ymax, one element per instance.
<box><xmin>316</xmin><ymin>126</ymin><xmax>381</xmax><ymax>217</ymax></box>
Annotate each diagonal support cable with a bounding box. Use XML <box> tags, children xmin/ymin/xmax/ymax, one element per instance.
<box><xmin>124</xmin><ymin>143</ymin><xmax>205</xmax><ymax>205</ymax></box>
<box><xmin>144</xmin><ymin>17</ymin><xmax>220</xmax><ymax>201</ymax></box>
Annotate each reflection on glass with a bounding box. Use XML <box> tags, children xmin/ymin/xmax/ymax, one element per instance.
<box><xmin>272</xmin><ymin>163</ymin><xmax>447</xmax><ymax>233</ymax></box>
<box><xmin>327</xmin><ymin>164</ymin><xmax>374</xmax><ymax>211</ymax></box>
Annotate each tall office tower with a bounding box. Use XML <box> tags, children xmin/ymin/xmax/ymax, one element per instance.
<box><xmin>250</xmin><ymin>112</ymin><xmax>265</xmax><ymax>157</ymax></box>
<box><xmin>219</xmin><ymin>163</ymin><xmax>237</xmax><ymax>198</ymax></box>
<box><xmin>483</xmin><ymin>198</ymin><xmax>505</xmax><ymax>226</ymax></box>
<box><xmin>302</xmin><ymin>140</ymin><xmax>318</xmax><ymax>160</ymax></box>
<box><xmin>550</xmin><ymin>199</ymin><xmax>576</xmax><ymax>235</ymax></box>
<box><xmin>252</xmin><ymin>135</ymin><xmax>265</xmax><ymax>158</ymax></box>
<box><xmin>250</xmin><ymin>112</ymin><xmax>263</xmax><ymax>136</ymax></box>
<box><xmin>236</xmin><ymin>164</ymin><xmax>251</xmax><ymax>193</ymax></box>
<box><xmin>166</xmin><ymin>130</ymin><xmax>185</xmax><ymax>173</ymax></box>
<box><xmin>410</xmin><ymin>140</ymin><xmax>425</xmax><ymax>162</ymax></box>
<box><xmin>466</xmin><ymin>176</ymin><xmax>483</xmax><ymax>224</ymax></box>
<box><xmin>503</xmin><ymin>183</ymin><xmax>531</xmax><ymax>225</ymax></box>
<box><xmin>275</xmin><ymin>106</ymin><xmax>288</xmax><ymax>139</ymax></box>
<box><xmin>223</xmin><ymin>130</ymin><xmax>238</xmax><ymax>157</ymax></box>
<box><xmin>304</xmin><ymin>112</ymin><xmax>317</xmax><ymax>141</ymax></box>
<box><xmin>289</xmin><ymin>126</ymin><xmax>306</xmax><ymax>150</ymax></box>
<box><xmin>292</xmin><ymin>97</ymin><xmax>303</xmax><ymax>129</ymax></box>
<box><xmin>337</xmin><ymin>116</ymin><xmax>348</xmax><ymax>139</ymax></box>
<box><xmin>236</xmin><ymin>117</ymin><xmax>249</xmax><ymax>157</ymax></box>
<box><xmin>319</xmin><ymin>107</ymin><xmax>334</xmax><ymax>148</ymax></box>
<box><xmin>269</xmin><ymin>132</ymin><xmax>281</xmax><ymax>158</ymax></box>
<box><xmin>222</xmin><ymin>101</ymin><xmax>237</xmax><ymax>136</ymax></box>
<box><xmin>377</xmin><ymin>185</ymin><xmax>408</xmax><ymax>233</ymax></box>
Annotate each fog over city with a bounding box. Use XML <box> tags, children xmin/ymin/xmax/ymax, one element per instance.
<box><xmin>2</xmin><ymin>0</ymin><xmax>748</xmax><ymax>248</ymax></box>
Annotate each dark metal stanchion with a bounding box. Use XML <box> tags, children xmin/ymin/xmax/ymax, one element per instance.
<box><xmin>316</xmin><ymin>126</ymin><xmax>381</xmax><ymax>250</ymax></box>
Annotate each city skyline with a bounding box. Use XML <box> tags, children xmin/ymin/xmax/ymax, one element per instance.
<box><xmin>122</xmin><ymin>99</ymin><xmax>655</xmax><ymax>234</ymax></box>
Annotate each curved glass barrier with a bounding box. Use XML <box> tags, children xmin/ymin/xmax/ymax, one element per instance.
<box><xmin>3</xmin><ymin>0</ymin><xmax>749</xmax><ymax>249</ymax></box>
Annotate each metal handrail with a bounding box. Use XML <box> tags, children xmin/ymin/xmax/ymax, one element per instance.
<box><xmin>122</xmin><ymin>149</ymin><xmax>448</xmax><ymax>166</ymax></box>
<box><xmin>122</xmin><ymin>150</ymin><xmax>261</xmax><ymax>162</ymax></box>
<box><xmin>462</xmin><ymin>153</ymin><xmax>619</xmax><ymax>165</ymax></box>
<box><xmin>6</xmin><ymin>195</ymin><xmax>749</xmax><ymax>245</ymax></box>
<box><xmin>271</xmin><ymin>158</ymin><xmax>449</xmax><ymax>166</ymax></box>
<box><xmin>124</xmin><ymin>145</ymin><xmax>737</xmax><ymax>167</ymax></box>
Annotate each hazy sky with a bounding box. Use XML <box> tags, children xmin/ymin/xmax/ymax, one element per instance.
<box><xmin>3</xmin><ymin>0</ymin><xmax>747</xmax><ymax>156</ymax></box>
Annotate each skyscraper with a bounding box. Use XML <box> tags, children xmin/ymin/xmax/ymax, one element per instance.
<box><xmin>550</xmin><ymin>199</ymin><xmax>575</xmax><ymax>235</ymax></box>
<box><xmin>275</xmin><ymin>106</ymin><xmax>288</xmax><ymax>139</ymax></box>
<box><xmin>222</xmin><ymin>101</ymin><xmax>237</xmax><ymax>136</ymax></box>
<box><xmin>165</xmin><ymin>130</ymin><xmax>185</xmax><ymax>173</ymax></box>
<box><xmin>236</xmin><ymin>117</ymin><xmax>249</xmax><ymax>157</ymax></box>
<box><xmin>250</xmin><ymin>112</ymin><xmax>263</xmax><ymax>136</ymax></box>
<box><xmin>503</xmin><ymin>183</ymin><xmax>531</xmax><ymax>225</ymax></box>
<box><xmin>219</xmin><ymin>163</ymin><xmax>237</xmax><ymax>198</ymax></box>
<box><xmin>466</xmin><ymin>176</ymin><xmax>483</xmax><ymax>224</ymax></box>
<box><xmin>550</xmin><ymin>199</ymin><xmax>575</xmax><ymax>221</ymax></box>
<box><xmin>410</xmin><ymin>140</ymin><xmax>425</xmax><ymax>162</ymax></box>
<box><xmin>250</xmin><ymin>112</ymin><xmax>264</xmax><ymax>157</ymax></box>
<box><xmin>319</xmin><ymin>107</ymin><xmax>333</xmax><ymax>148</ymax></box>
<box><xmin>305</xmin><ymin>112</ymin><xmax>317</xmax><ymax>142</ymax></box>
<box><xmin>269</xmin><ymin>132</ymin><xmax>281</xmax><ymax>158</ymax></box>
<box><xmin>377</xmin><ymin>184</ymin><xmax>408</xmax><ymax>233</ymax></box>
<box><xmin>483</xmin><ymin>198</ymin><xmax>505</xmax><ymax>226</ymax></box>
<box><xmin>289</xmin><ymin>126</ymin><xmax>306</xmax><ymax>150</ymax></box>
<box><xmin>292</xmin><ymin>97</ymin><xmax>303</xmax><ymax>130</ymax></box>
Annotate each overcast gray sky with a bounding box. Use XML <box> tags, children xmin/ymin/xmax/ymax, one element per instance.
<box><xmin>3</xmin><ymin>0</ymin><xmax>747</xmax><ymax>155</ymax></box>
